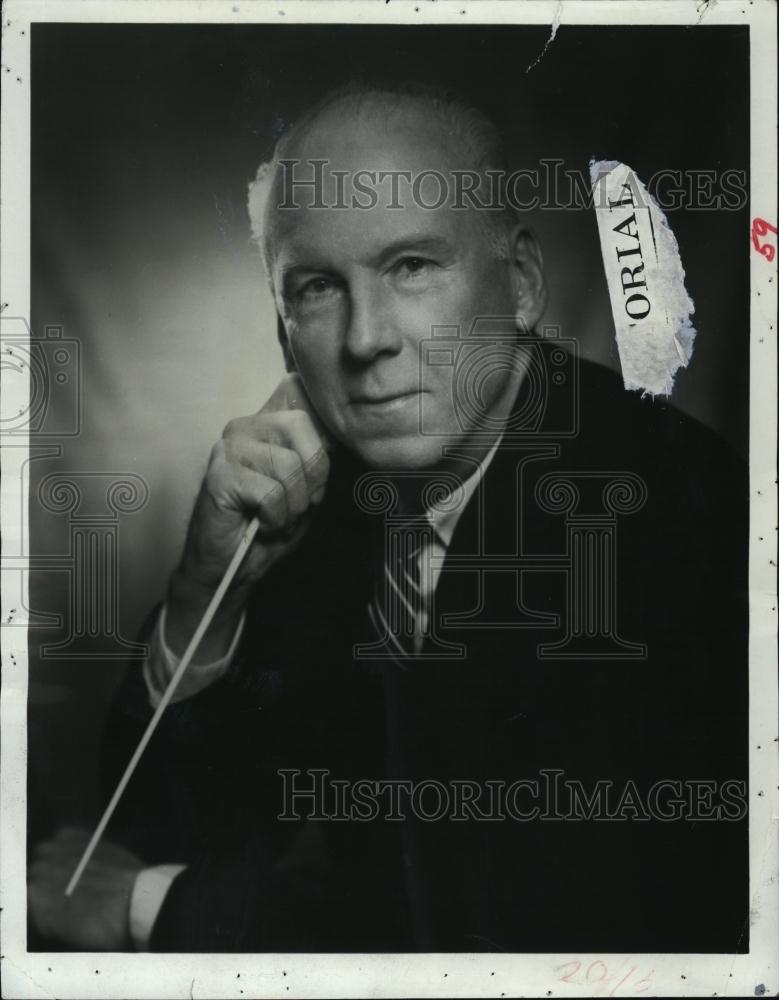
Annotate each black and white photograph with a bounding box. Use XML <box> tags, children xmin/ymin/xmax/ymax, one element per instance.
<box><xmin>1</xmin><ymin>1</ymin><xmax>777</xmax><ymax>997</ymax></box>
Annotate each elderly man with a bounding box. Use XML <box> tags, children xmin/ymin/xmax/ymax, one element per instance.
<box><xmin>29</xmin><ymin>82</ymin><xmax>748</xmax><ymax>953</ymax></box>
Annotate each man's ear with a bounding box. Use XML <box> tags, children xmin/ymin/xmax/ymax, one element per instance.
<box><xmin>276</xmin><ymin>313</ymin><xmax>298</xmax><ymax>373</ymax></box>
<box><xmin>510</xmin><ymin>226</ymin><xmax>548</xmax><ymax>334</ymax></box>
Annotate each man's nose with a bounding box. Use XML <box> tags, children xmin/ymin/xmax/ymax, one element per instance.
<box><xmin>343</xmin><ymin>279</ymin><xmax>403</xmax><ymax>363</ymax></box>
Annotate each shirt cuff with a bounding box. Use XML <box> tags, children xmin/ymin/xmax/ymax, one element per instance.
<box><xmin>143</xmin><ymin>602</ymin><xmax>246</xmax><ymax>708</ymax></box>
<box><xmin>129</xmin><ymin>863</ymin><xmax>187</xmax><ymax>951</ymax></box>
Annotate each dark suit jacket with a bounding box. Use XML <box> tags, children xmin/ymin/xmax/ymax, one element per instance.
<box><xmin>103</xmin><ymin>344</ymin><xmax>749</xmax><ymax>953</ymax></box>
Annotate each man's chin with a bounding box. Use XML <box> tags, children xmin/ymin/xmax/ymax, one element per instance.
<box><xmin>351</xmin><ymin>433</ymin><xmax>461</xmax><ymax>472</ymax></box>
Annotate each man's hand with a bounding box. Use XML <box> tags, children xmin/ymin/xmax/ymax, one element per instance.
<box><xmin>164</xmin><ymin>372</ymin><xmax>332</xmax><ymax>659</ymax></box>
<box><xmin>28</xmin><ymin>827</ymin><xmax>144</xmax><ymax>950</ymax></box>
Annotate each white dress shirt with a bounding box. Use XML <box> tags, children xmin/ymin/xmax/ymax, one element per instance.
<box><xmin>129</xmin><ymin>437</ymin><xmax>502</xmax><ymax>949</ymax></box>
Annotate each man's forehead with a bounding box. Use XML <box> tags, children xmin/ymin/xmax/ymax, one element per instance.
<box><xmin>262</xmin><ymin>95</ymin><xmax>499</xmax><ymax>273</ymax></box>
<box><xmin>272</xmin><ymin>194</ymin><xmax>466</xmax><ymax>271</ymax></box>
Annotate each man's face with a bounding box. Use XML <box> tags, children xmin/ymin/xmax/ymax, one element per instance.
<box><xmin>268</xmin><ymin>102</ymin><xmax>527</xmax><ymax>471</ymax></box>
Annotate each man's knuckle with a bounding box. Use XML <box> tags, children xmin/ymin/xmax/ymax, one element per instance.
<box><xmin>273</xmin><ymin>448</ymin><xmax>302</xmax><ymax>481</ymax></box>
<box><xmin>257</xmin><ymin>472</ymin><xmax>283</xmax><ymax>502</ymax></box>
<box><xmin>222</xmin><ymin>416</ymin><xmax>248</xmax><ymax>440</ymax></box>
<box><xmin>309</xmin><ymin>448</ymin><xmax>330</xmax><ymax>475</ymax></box>
<box><xmin>258</xmin><ymin>483</ymin><xmax>287</xmax><ymax>524</ymax></box>
<box><xmin>223</xmin><ymin>439</ymin><xmax>244</xmax><ymax>467</ymax></box>
<box><xmin>287</xmin><ymin>408</ymin><xmax>310</xmax><ymax>431</ymax></box>
<box><xmin>209</xmin><ymin>439</ymin><xmax>227</xmax><ymax>468</ymax></box>
<box><xmin>205</xmin><ymin>463</ymin><xmax>225</xmax><ymax>495</ymax></box>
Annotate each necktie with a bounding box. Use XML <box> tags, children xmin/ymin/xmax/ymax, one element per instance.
<box><xmin>366</xmin><ymin>519</ymin><xmax>434</xmax><ymax>662</ymax></box>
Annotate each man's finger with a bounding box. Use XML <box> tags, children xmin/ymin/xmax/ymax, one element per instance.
<box><xmin>227</xmin><ymin>465</ymin><xmax>290</xmax><ymax>534</ymax></box>
<box><xmin>33</xmin><ymin>842</ymin><xmax>78</xmax><ymax>863</ymax></box>
<box><xmin>31</xmin><ymin>841</ymin><xmax>66</xmax><ymax>863</ymax></box>
<box><xmin>251</xmin><ymin>442</ymin><xmax>309</xmax><ymax>522</ymax></box>
<box><xmin>246</xmin><ymin>411</ymin><xmax>330</xmax><ymax>499</ymax></box>
<box><xmin>35</xmin><ymin>826</ymin><xmax>88</xmax><ymax>849</ymax></box>
<box><xmin>262</xmin><ymin>371</ymin><xmax>308</xmax><ymax>413</ymax></box>
<box><xmin>261</xmin><ymin>372</ymin><xmax>335</xmax><ymax>453</ymax></box>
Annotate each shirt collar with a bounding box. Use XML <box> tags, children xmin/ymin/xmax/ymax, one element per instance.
<box><xmin>427</xmin><ymin>432</ymin><xmax>504</xmax><ymax>549</ymax></box>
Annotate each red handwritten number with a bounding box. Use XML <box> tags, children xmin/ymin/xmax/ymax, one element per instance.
<box><xmin>556</xmin><ymin>960</ymin><xmax>653</xmax><ymax>996</ymax></box>
<box><xmin>752</xmin><ymin>217</ymin><xmax>777</xmax><ymax>263</ymax></box>
<box><xmin>556</xmin><ymin>960</ymin><xmax>581</xmax><ymax>983</ymax></box>
<box><xmin>634</xmin><ymin>970</ymin><xmax>654</xmax><ymax>992</ymax></box>
<box><xmin>586</xmin><ymin>960</ymin><xmax>608</xmax><ymax>984</ymax></box>
<box><xmin>609</xmin><ymin>966</ymin><xmax>637</xmax><ymax>997</ymax></box>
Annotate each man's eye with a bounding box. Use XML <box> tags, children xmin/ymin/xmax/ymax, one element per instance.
<box><xmin>299</xmin><ymin>277</ymin><xmax>336</xmax><ymax>299</ymax></box>
<box><xmin>396</xmin><ymin>256</ymin><xmax>433</xmax><ymax>278</ymax></box>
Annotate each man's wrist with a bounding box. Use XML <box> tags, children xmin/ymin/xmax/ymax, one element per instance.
<box><xmin>165</xmin><ymin>568</ymin><xmax>251</xmax><ymax>661</ymax></box>
<box><xmin>168</xmin><ymin>563</ymin><xmax>252</xmax><ymax>616</ymax></box>
<box><xmin>144</xmin><ymin>601</ymin><xmax>246</xmax><ymax>706</ymax></box>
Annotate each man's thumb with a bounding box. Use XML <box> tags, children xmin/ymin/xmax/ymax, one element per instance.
<box><xmin>267</xmin><ymin>373</ymin><xmax>336</xmax><ymax>452</ymax></box>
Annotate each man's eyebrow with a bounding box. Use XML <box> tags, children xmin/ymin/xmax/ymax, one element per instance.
<box><xmin>278</xmin><ymin>263</ymin><xmax>337</xmax><ymax>297</ymax></box>
<box><xmin>370</xmin><ymin>234</ymin><xmax>455</xmax><ymax>267</ymax></box>
<box><xmin>278</xmin><ymin>234</ymin><xmax>455</xmax><ymax>291</ymax></box>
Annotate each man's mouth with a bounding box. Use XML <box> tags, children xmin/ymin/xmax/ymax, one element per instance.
<box><xmin>350</xmin><ymin>389</ymin><xmax>418</xmax><ymax>404</ymax></box>
<box><xmin>348</xmin><ymin>389</ymin><xmax>421</xmax><ymax>416</ymax></box>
